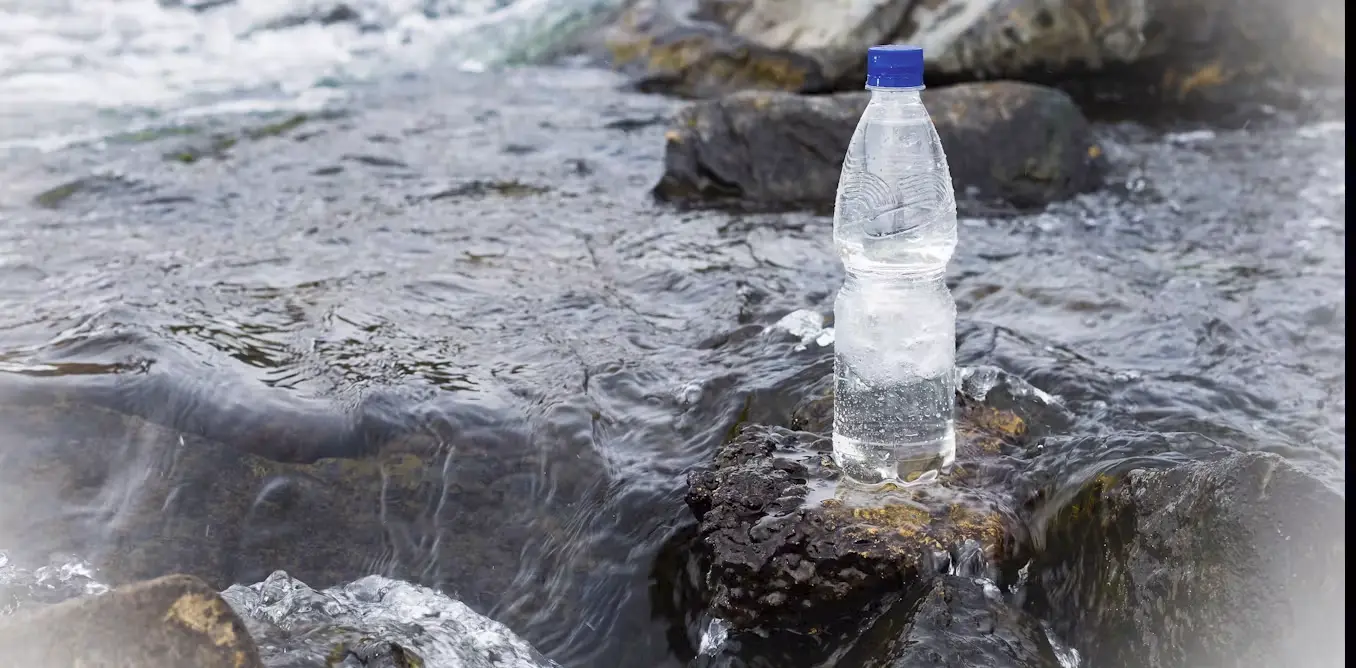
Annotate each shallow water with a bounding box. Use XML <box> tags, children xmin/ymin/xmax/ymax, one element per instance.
<box><xmin>0</xmin><ymin>0</ymin><xmax>621</xmax><ymax>150</ymax></box>
<box><xmin>0</xmin><ymin>13</ymin><xmax>1346</xmax><ymax>668</ymax></box>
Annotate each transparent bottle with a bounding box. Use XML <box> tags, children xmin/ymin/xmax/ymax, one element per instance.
<box><xmin>832</xmin><ymin>45</ymin><xmax>957</xmax><ymax>487</ymax></box>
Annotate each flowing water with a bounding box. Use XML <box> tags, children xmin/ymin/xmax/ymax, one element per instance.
<box><xmin>0</xmin><ymin>2</ymin><xmax>1346</xmax><ymax>667</ymax></box>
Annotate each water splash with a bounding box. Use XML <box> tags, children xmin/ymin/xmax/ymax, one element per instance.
<box><xmin>1044</xmin><ymin>623</ymin><xmax>1083</xmax><ymax>668</ymax></box>
<box><xmin>768</xmin><ymin>309</ymin><xmax>835</xmax><ymax>351</ymax></box>
<box><xmin>222</xmin><ymin>570</ymin><xmax>559</xmax><ymax>667</ymax></box>
<box><xmin>0</xmin><ymin>0</ymin><xmax>625</xmax><ymax>149</ymax></box>
<box><xmin>697</xmin><ymin>617</ymin><xmax>730</xmax><ymax>656</ymax></box>
<box><xmin>0</xmin><ymin>551</ymin><xmax>110</xmax><ymax>615</ymax></box>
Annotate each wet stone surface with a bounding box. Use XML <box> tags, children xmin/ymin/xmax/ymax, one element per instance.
<box><xmin>653</xmin><ymin>82</ymin><xmax>1103</xmax><ymax>214</ymax></box>
<box><xmin>1032</xmin><ymin>450</ymin><xmax>1347</xmax><ymax>668</ymax></box>
<box><xmin>0</xmin><ymin>574</ymin><xmax>263</xmax><ymax>667</ymax></box>
<box><xmin>862</xmin><ymin>575</ymin><xmax>1064</xmax><ymax>668</ymax></box>
<box><xmin>684</xmin><ymin>371</ymin><xmax>1046</xmax><ymax>630</ymax></box>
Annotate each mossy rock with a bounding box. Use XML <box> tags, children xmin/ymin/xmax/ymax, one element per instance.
<box><xmin>0</xmin><ymin>574</ymin><xmax>262</xmax><ymax>667</ymax></box>
<box><xmin>1032</xmin><ymin>451</ymin><xmax>1346</xmax><ymax>668</ymax></box>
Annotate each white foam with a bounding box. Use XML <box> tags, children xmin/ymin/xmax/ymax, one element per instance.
<box><xmin>0</xmin><ymin>0</ymin><xmax>624</xmax><ymax>147</ymax></box>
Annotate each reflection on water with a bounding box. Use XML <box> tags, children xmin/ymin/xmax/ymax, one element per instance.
<box><xmin>0</xmin><ymin>67</ymin><xmax>1346</xmax><ymax>667</ymax></box>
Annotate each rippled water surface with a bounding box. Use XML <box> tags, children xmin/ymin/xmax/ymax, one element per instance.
<box><xmin>0</xmin><ymin>5</ymin><xmax>1346</xmax><ymax>667</ymax></box>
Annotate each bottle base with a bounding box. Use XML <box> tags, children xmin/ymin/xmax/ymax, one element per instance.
<box><xmin>832</xmin><ymin>431</ymin><xmax>956</xmax><ymax>488</ymax></box>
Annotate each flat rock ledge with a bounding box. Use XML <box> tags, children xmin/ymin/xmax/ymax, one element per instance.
<box><xmin>685</xmin><ymin>390</ymin><xmax>1038</xmax><ymax>630</ymax></box>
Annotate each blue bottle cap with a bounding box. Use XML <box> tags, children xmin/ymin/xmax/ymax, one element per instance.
<box><xmin>865</xmin><ymin>45</ymin><xmax>924</xmax><ymax>89</ymax></box>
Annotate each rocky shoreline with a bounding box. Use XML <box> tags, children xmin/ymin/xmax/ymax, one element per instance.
<box><xmin>0</xmin><ymin>1</ymin><xmax>1346</xmax><ymax>665</ymax></box>
<box><xmin>4</xmin><ymin>365</ymin><xmax>1341</xmax><ymax>666</ymax></box>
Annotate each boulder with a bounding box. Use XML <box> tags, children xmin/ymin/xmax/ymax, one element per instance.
<box><xmin>1032</xmin><ymin>451</ymin><xmax>1346</xmax><ymax>668</ymax></box>
<box><xmin>683</xmin><ymin>384</ymin><xmax>1045</xmax><ymax>630</ymax></box>
<box><xmin>586</xmin><ymin>0</ymin><xmax>1344</xmax><ymax>102</ymax></box>
<box><xmin>222</xmin><ymin>570</ymin><xmax>558</xmax><ymax>667</ymax></box>
<box><xmin>586</xmin><ymin>0</ymin><xmax>834</xmax><ymax>99</ymax></box>
<box><xmin>653</xmin><ymin>82</ymin><xmax>1102</xmax><ymax>214</ymax></box>
<box><xmin>0</xmin><ymin>574</ymin><xmax>263</xmax><ymax>667</ymax></box>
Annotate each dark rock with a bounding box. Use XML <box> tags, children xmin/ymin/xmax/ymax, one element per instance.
<box><xmin>0</xmin><ymin>574</ymin><xmax>263</xmax><ymax>667</ymax></box>
<box><xmin>855</xmin><ymin>576</ymin><xmax>1064</xmax><ymax>668</ymax></box>
<box><xmin>684</xmin><ymin>396</ymin><xmax>1037</xmax><ymax>630</ymax></box>
<box><xmin>222</xmin><ymin>570</ymin><xmax>558</xmax><ymax>667</ymax></box>
<box><xmin>250</xmin><ymin>3</ymin><xmax>363</xmax><ymax>32</ymax></box>
<box><xmin>653</xmin><ymin>82</ymin><xmax>1102</xmax><ymax>214</ymax></box>
<box><xmin>159</xmin><ymin>0</ymin><xmax>237</xmax><ymax>11</ymax></box>
<box><xmin>584</xmin><ymin>0</ymin><xmax>1344</xmax><ymax>103</ymax></box>
<box><xmin>1032</xmin><ymin>451</ymin><xmax>1346</xmax><ymax>668</ymax></box>
<box><xmin>687</xmin><ymin>571</ymin><xmax>1068</xmax><ymax>668</ymax></box>
<box><xmin>161</xmin><ymin>113</ymin><xmax>332</xmax><ymax>163</ymax></box>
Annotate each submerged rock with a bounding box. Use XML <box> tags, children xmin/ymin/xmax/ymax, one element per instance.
<box><xmin>587</xmin><ymin>0</ymin><xmax>1344</xmax><ymax>102</ymax></box>
<box><xmin>654</xmin><ymin>82</ymin><xmax>1101</xmax><ymax>213</ymax></box>
<box><xmin>0</xmin><ymin>395</ymin><xmax>606</xmax><ymax>620</ymax></box>
<box><xmin>862</xmin><ymin>576</ymin><xmax>1063</xmax><ymax>668</ymax></box>
<box><xmin>0</xmin><ymin>573</ymin><xmax>263</xmax><ymax>667</ymax></box>
<box><xmin>222</xmin><ymin>570</ymin><xmax>558</xmax><ymax>668</ymax></box>
<box><xmin>1033</xmin><ymin>451</ymin><xmax>1346</xmax><ymax>668</ymax></box>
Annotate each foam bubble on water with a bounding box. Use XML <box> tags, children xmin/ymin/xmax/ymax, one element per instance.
<box><xmin>768</xmin><ymin>308</ymin><xmax>834</xmax><ymax>351</ymax></box>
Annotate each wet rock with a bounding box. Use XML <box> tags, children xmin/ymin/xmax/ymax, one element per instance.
<box><xmin>861</xmin><ymin>575</ymin><xmax>1063</xmax><ymax>668</ymax></box>
<box><xmin>222</xmin><ymin>570</ymin><xmax>558</xmax><ymax>668</ymax></box>
<box><xmin>691</xmin><ymin>574</ymin><xmax>1065</xmax><ymax>668</ymax></box>
<box><xmin>32</xmin><ymin>174</ymin><xmax>153</xmax><ymax>209</ymax></box>
<box><xmin>684</xmin><ymin>395</ymin><xmax>1037</xmax><ymax>630</ymax></box>
<box><xmin>906</xmin><ymin>0</ymin><xmax>1346</xmax><ymax>102</ymax></box>
<box><xmin>585</xmin><ymin>0</ymin><xmax>832</xmax><ymax>98</ymax></box>
<box><xmin>653</xmin><ymin>82</ymin><xmax>1102</xmax><ymax>214</ymax></box>
<box><xmin>0</xmin><ymin>573</ymin><xmax>263</xmax><ymax>667</ymax></box>
<box><xmin>0</xmin><ymin>396</ymin><xmax>605</xmax><ymax>621</ymax></box>
<box><xmin>585</xmin><ymin>0</ymin><xmax>1343</xmax><ymax>103</ymax></box>
<box><xmin>1033</xmin><ymin>451</ymin><xmax>1346</xmax><ymax>668</ymax></box>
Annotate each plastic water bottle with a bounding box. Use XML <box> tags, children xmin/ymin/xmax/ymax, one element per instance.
<box><xmin>832</xmin><ymin>45</ymin><xmax>957</xmax><ymax>487</ymax></box>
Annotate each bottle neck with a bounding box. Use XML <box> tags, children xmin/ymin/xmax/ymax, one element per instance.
<box><xmin>867</xmin><ymin>86</ymin><xmax>925</xmax><ymax>100</ymax></box>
